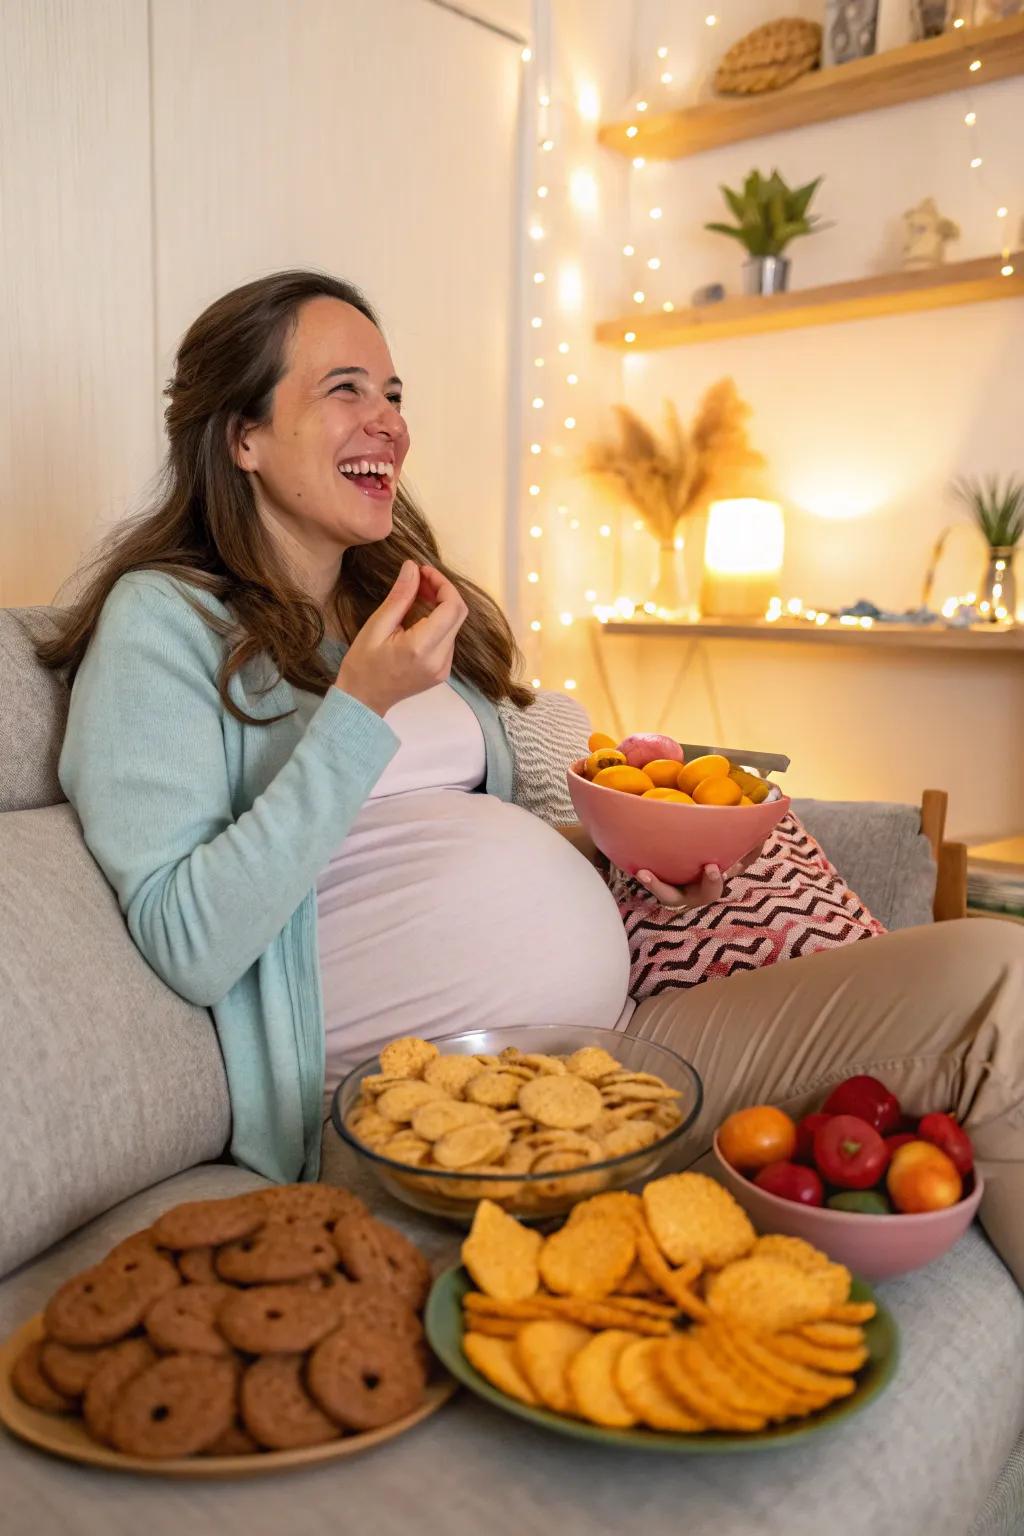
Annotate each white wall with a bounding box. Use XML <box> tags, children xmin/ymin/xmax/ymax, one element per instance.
<box><xmin>1</xmin><ymin>0</ymin><xmax>523</xmax><ymax>606</ymax></box>
<box><xmin>0</xmin><ymin>0</ymin><xmax>157</xmax><ymax>607</ymax></box>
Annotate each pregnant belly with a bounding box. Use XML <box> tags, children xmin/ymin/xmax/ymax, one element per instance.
<box><xmin>317</xmin><ymin>791</ymin><xmax>631</xmax><ymax>1084</ymax></box>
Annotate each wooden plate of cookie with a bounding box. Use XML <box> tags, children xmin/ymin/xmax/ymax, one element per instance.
<box><xmin>0</xmin><ymin>1185</ymin><xmax>457</xmax><ymax>1477</ymax></box>
<box><xmin>0</xmin><ymin>1315</ymin><xmax>455</xmax><ymax>1477</ymax></box>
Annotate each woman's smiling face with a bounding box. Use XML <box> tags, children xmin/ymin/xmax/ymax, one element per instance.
<box><xmin>235</xmin><ymin>296</ymin><xmax>410</xmax><ymax>556</ymax></box>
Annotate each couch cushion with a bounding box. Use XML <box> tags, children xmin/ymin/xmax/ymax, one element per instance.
<box><xmin>792</xmin><ymin>798</ymin><xmax>936</xmax><ymax>930</ymax></box>
<box><xmin>0</xmin><ymin>804</ymin><xmax>231</xmax><ymax>1278</ymax></box>
<box><xmin>0</xmin><ymin>607</ymin><xmax>69</xmax><ymax>812</ymax></box>
<box><xmin>1</xmin><ymin>1138</ymin><xmax>1021</xmax><ymax>1536</ymax></box>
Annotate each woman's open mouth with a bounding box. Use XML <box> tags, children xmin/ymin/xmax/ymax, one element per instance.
<box><xmin>338</xmin><ymin>457</ymin><xmax>395</xmax><ymax>501</ymax></box>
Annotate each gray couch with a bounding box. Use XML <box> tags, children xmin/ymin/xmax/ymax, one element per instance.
<box><xmin>2</xmin><ymin>604</ymin><xmax>1023</xmax><ymax>1536</ymax></box>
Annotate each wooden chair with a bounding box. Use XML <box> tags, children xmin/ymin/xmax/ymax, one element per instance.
<box><xmin>921</xmin><ymin>789</ymin><xmax>968</xmax><ymax>922</ymax></box>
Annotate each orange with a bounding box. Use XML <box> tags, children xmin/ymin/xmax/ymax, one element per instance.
<box><xmin>641</xmin><ymin>787</ymin><xmax>695</xmax><ymax>803</ymax></box>
<box><xmin>645</xmin><ymin>758</ymin><xmax>690</xmax><ymax>789</ymax></box>
<box><xmin>677</xmin><ymin>754</ymin><xmax>731</xmax><ymax>796</ymax></box>
<box><xmin>718</xmin><ymin>1106</ymin><xmax>797</xmax><ymax>1173</ymax></box>
<box><xmin>588</xmin><ymin>732</ymin><xmax>618</xmax><ymax>752</ymax></box>
<box><xmin>583</xmin><ymin>748</ymin><xmax>626</xmax><ymax>779</ymax></box>
<box><xmin>593</xmin><ymin>765</ymin><xmax>655</xmax><ymax>796</ymax></box>
<box><xmin>693</xmin><ymin>776</ymin><xmax>743</xmax><ymax>806</ymax></box>
<box><xmin>739</xmin><ymin>795</ymin><xmax>754</xmax><ymax>807</ymax></box>
<box><xmin>887</xmin><ymin>1141</ymin><xmax>962</xmax><ymax>1213</ymax></box>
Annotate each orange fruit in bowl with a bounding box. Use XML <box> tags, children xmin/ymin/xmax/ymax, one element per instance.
<box><xmin>693</xmin><ymin>775</ymin><xmax>743</xmax><ymax>806</ymax></box>
<box><xmin>719</xmin><ymin>1105</ymin><xmax>797</xmax><ymax>1172</ymax></box>
<box><xmin>588</xmin><ymin>731</ymin><xmax>618</xmax><ymax>752</ymax></box>
<box><xmin>645</xmin><ymin>758</ymin><xmax>690</xmax><ymax>788</ymax></box>
<box><xmin>677</xmin><ymin>754</ymin><xmax>731</xmax><ymax>797</ymax></box>
<box><xmin>593</xmin><ymin>765</ymin><xmax>655</xmax><ymax>796</ymax></box>
<box><xmin>641</xmin><ymin>787</ymin><xmax>695</xmax><ymax>803</ymax></box>
<box><xmin>583</xmin><ymin>748</ymin><xmax>626</xmax><ymax>779</ymax></box>
<box><xmin>739</xmin><ymin>794</ymin><xmax>754</xmax><ymax>807</ymax></box>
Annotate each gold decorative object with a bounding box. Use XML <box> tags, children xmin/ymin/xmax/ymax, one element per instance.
<box><xmin>714</xmin><ymin>18</ymin><xmax>822</xmax><ymax>96</ymax></box>
<box><xmin>585</xmin><ymin>380</ymin><xmax>768</xmax><ymax>617</ymax></box>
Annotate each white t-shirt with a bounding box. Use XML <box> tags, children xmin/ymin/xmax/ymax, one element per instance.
<box><xmin>294</xmin><ymin>682</ymin><xmax>631</xmax><ymax>1099</ymax></box>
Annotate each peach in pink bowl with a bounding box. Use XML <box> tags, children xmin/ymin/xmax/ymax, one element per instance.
<box><xmin>567</xmin><ymin>760</ymin><xmax>790</xmax><ymax>887</ymax></box>
<box><xmin>712</xmin><ymin>1132</ymin><xmax>984</xmax><ymax>1281</ymax></box>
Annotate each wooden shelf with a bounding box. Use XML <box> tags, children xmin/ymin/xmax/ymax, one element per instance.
<box><xmin>595</xmin><ymin>253</ymin><xmax>1023</xmax><ymax>349</ymax></box>
<box><xmin>600</xmin><ymin>618</ymin><xmax>1024</xmax><ymax>652</ymax></box>
<box><xmin>599</xmin><ymin>15</ymin><xmax>1024</xmax><ymax>159</ymax></box>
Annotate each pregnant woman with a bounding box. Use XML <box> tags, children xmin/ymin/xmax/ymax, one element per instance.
<box><xmin>39</xmin><ymin>272</ymin><xmax>1024</xmax><ymax>1285</ymax></box>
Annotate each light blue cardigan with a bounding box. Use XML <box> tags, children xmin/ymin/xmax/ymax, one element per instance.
<box><xmin>58</xmin><ymin>572</ymin><xmax>515</xmax><ymax>1183</ymax></box>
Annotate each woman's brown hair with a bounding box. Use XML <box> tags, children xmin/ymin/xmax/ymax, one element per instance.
<box><xmin>36</xmin><ymin>270</ymin><xmax>534</xmax><ymax>721</ymax></box>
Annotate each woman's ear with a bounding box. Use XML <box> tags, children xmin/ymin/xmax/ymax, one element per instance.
<box><xmin>229</xmin><ymin>417</ymin><xmax>260</xmax><ymax>472</ymax></box>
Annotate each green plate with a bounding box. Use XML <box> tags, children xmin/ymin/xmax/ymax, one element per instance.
<box><xmin>425</xmin><ymin>1267</ymin><xmax>899</xmax><ymax>1454</ymax></box>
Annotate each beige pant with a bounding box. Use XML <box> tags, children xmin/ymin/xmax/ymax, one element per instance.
<box><xmin>627</xmin><ymin>918</ymin><xmax>1024</xmax><ymax>1288</ymax></box>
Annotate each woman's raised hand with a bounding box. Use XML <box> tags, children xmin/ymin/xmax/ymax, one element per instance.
<box><xmin>334</xmin><ymin>560</ymin><xmax>468</xmax><ymax>717</ymax></box>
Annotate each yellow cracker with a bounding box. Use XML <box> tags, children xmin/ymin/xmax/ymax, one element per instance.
<box><xmin>539</xmin><ymin>1218</ymin><xmax>636</xmax><ymax>1299</ymax></box>
<box><xmin>683</xmin><ymin>1328</ymin><xmax>780</xmax><ymax>1423</ymax></box>
<box><xmin>463</xmin><ymin>1292</ymin><xmax>668</xmax><ymax>1335</ymax></box>
<box><xmin>518</xmin><ymin>1054</ymin><xmax>567</xmax><ymax>1076</ymax></box>
<box><xmin>635</xmin><ymin>1222</ymin><xmax>708</xmax><ymax>1320</ymax></box>
<box><xmin>462</xmin><ymin>1314</ymin><xmax>521</xmax><ymax>1339</ymax></box>
<box><xmin>380</xmin><ymin>1132</ymin><xmax>431</xmax><ymax>1165</ymax></box>
<box><xmin>824</xmin><ymin>1301</ymin><xmax>877</xmax><ymax>1324</ymax></box>
<box><xmin>519</xmin><ymin>1075</ymin><xmax>602</xmax><ymax>1132</ymax></box>
<box><xmin>753</xmin><ymin>1234</ymin><xmax>830</xmax><ymax>1270</ymax></box>
<box><xmin>462</xmin><ymin>1200</ymin><xmax>542</xmax><ymax>1301</ymax></box>
<box><xmin>726</xmin><ymin>1327</ymin><xmax>857</xmax><ymax>1404</ymax></box>
<box><xmin>423</xmin><ymin>1055</ymin><xmax>483</xmax><ymax>1097</ymax></box>
<box><xmin>346</xmin><ymin>1108</ymin><xmax>393</xmax><ymax>1147</ymax></box>
<box><xmin>798</xmin><ymin>1321</ymin><xmax>865</xmax><ymax>1349</ymax></box>
<box><xmin>567</xmin><ymin>1329</ymin><xmax>640</xmax><ymax>1428</ymax></box>
<box><xmin>705</xmin><ymin>1257</ymin><xmax>835</xmax><ymax>1333</ymax></box>
<box><xmin>643</xmin><ymin>1173</ymin><xmax>756</xmax><ymax>1270</ymax></box>
<box><xmin>656</xmin><ymin>1337</ymin><xmax>766</xmax><ymax>1432</ymax></box>
<box><xmin>433</xmin><ymin>1122</ymin><xmax>510</xmax><ymax>1170</ymax></box>
<box><xmin>770</xmin><ymin>1333</ymin><xmax>869</xmax><ymax>1375</ymax></box>
<box><xmin>466</xmin><ymin>1071</ymin><xmax>525</xmax><ymax>1109</ymax></box>
<box><xmin>376</xmin><ymin>1081</ymin><xmax>443</xmax><ymax>1123</ymax></box>
<box><xmin>565</xmin><ymin>1047</ymin><xmax>622</xmax><ymax>1082</ymax></box>
<box><xmin>615</xmin><ymin>1337</ymin><xmax>705</xmax><ymax>1431</ymax></box>
<box><xmin>412</xmin><ymin>1099</ymin><xmax>493</xmax><ymax>1141</ymax></box>
<box><xmin>463</xmin><ymin>1332</ymin><xmax>539</xmax><ymax>1405</ymax></box>
<box><xmin>358</xmin><ymin>1074</ymin><xmax>410</xmax><ymax>1096</ymax></box>
<box><xmin>379</xmin><ymin>1036</ymin><xmax>439</xmax><ymax>1080</ymax></box>
<box><xmin>567</xmin><ymin>1192</ymin><xmax>644</xmax><ymax>1229</ymax></box>
<box><xmin>602</xmin><ymin>1122</ymin><xmax>662</xmax><ymax>1158</ymax></box>
<box><xmin>700</xmin><ymin>1325</ymin><xmax>808</xmax><ymax>1422</ymax></box>
<box><xmin>516</xmin><ymin>1320</ymin><xmax>592</xmax><ymax>1414</ymax></box>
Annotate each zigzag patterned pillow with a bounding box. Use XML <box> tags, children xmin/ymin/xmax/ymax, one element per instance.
<box><xmin>607</xmin><ymin>812</ymin><xmax>886</xmax><ymax>1001</ymax></box>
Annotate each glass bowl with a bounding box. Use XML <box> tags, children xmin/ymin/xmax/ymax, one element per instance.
<box><xmin>330</xmin><ymin>1025</ymin><xmax>703</xmax><ymax>1226</ymax></box>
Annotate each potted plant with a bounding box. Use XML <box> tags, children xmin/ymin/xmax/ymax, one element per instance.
<box><xmin>953</xmin><ymin>475</ymin><xmax>1024</xmax><ymax>623</ymax></box>
<box><xmin>705</xmin><ymin>169</ymin><xmax>829</xmax><ymax>295</ymax></box>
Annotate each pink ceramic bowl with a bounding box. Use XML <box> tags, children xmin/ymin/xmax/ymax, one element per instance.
<box><xmin>713</xmin><ymin>1133</ymin><xmax>984</xmax><ymax>1281</ymax></box>
<box><xmin>567</xmin><ymin>761</ymin><xmax>790</xmax><ymax>886</ymax></box>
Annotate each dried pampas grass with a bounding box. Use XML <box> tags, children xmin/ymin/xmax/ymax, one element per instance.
<box><xmin>584</xmin><ymin>378</ymin><xmax>767</xmax><ymax>547</ymax></box>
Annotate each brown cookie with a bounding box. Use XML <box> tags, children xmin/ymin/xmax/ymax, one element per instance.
<box><xmin>102</xmin><ymin>1248</ymin><xmax>181</xmax><ymax>1308</ymax></box>
<box><xmin>83</xmin><ymin>1338</ymin><xmax>158</xmax><ymax>1445</ymax></box>
<box><xmin>104</xmin><ymin>1228</ymin><xmax>171</xmax><ymax>1264</ymax></box>
<box><xmin>201</xmin><ymin>1421</ymin><xmax>261</xmax><ymax>1456</ymax></box>
<box><xmin>257</xmin><ymin>1184</ymin><xmax>368</xmax><ymax>1229</ymax></box>
<box><xmin>374</xmin><ymin>1223</ymin><xmax>432</xmax><ymax>1311</ymax></box>
<box><xmin>44</xmin><ymin>1266</ymin><xmax>150</xmax><ymax>1346</ymax></box>
<box><xmin>152</xmin><ymin>1195</ymin><xmax>265</xmax><ymax>1251</ymax></box>
<box><xmin>177</xmin><ymin>1247</ymin><xmax>219</xmax><ymax>1285</ymax></box>
<box><xmin>145</xmin><ymin>1283</ymin><xmax>234</xmax><ymax>1356</ymax></box>
<box><xmin>240</xmin><ymin>1354</ymin><xmax>341</xmax><ymax>1451</ymax></box>
<box><xmin>218</xmin><ymin>1284</ymin><xmax>342</xmax><ymax>1355</ymax></box>
<box><xmin>109</xmin><ymin>1354</ymin><xmax>237</xmax><ymax>1459</ymax></box>
<box><xmin>307</xmin><ymin>1324</ymin><xmax>425</xmax><ymax>1431</ymax></box>
<box><xmin>12</xmin><ymin>1339</ymin><xmax>77</xmax><ymax>1413</ymax></box>
<box><xmin>39</xmin><ymin>1339</ymin><xmax>121</xmax><ymax>1399</ymax></box>
<box><xmin>332</xmin><ymin>1280</ymin><xmax>424</xmax><ymax>1345</ymax></box>
<box><xmin>216</xmin><ymin>1221</ymin><xmax>337</xmax><ymax>1285</ymax></box>
<box><xmin>332</xmin><ymin>1215</ymin><xmax>394</xmax><ymax>1288</ymax></box>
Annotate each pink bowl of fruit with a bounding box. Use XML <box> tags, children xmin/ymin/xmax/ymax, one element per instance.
<box><xmin>711</xmin><ymin>1075</ymin><xmax>983</xmax><ymax>1281</ymax></box>
<box><xmin>567</xmin><ymin>731</ymin><xmax>790</xmax><ymax>886</ymax></box>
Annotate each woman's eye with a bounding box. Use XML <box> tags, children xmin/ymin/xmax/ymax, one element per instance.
<box><xmin>387</xmin><ymin>395</ymin><xmax>404</xmax><ymax>409</ymax></box>
<box><xmin>330</xmin><ymin>382</ymin><xmax>358</xmax><ymax>396</ymax></box>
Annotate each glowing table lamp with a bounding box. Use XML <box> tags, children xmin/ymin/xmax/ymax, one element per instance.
<box><xmin>701</xmin><ymin>498</ymin><xmax>785</xmax><ymax>618</ymax></box>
